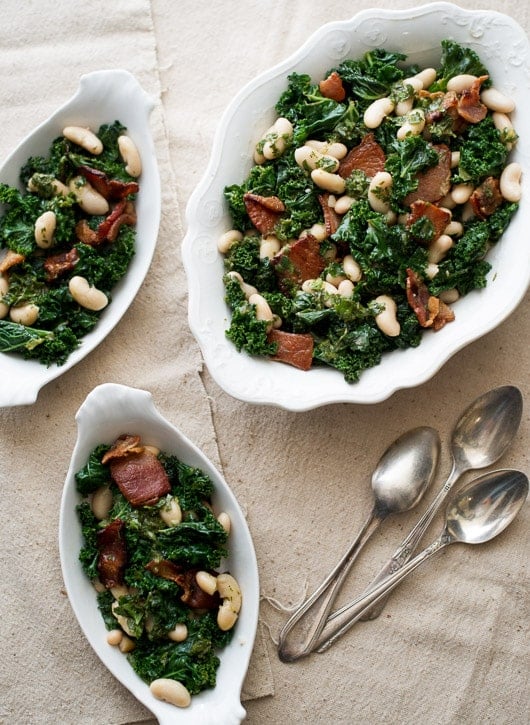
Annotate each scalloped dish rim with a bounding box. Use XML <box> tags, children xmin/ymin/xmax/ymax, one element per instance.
<box><xmin>0</xmin><ymin>69</ymin><xmax>161</xmax><ymax>407</ymax></box>
<box><xmin>59</xmin><ymin>383</ymin><xmax>259</xmax><ymax>724</ymax></box>
<box><xmin>182</xmin><ymin>3</ymin><xmax>530</xmax><ymax>411</ymax></box>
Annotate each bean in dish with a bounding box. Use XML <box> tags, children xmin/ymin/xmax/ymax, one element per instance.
<box><xmin>0</xmin><ymin>122</ymin><xmax>140</xmax><ymax>365</ymax></box>
<box><xmin>220</xmin><ymin>41</ymin><xmax>520</xmax><ymax>383</ymax></box>
<box><xmin>76</xmin><ymin>432</ymin><xmax>242</xmax><ymax>708</ymax></box>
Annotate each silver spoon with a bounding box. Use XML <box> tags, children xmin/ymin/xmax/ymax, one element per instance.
<box><xmin>358</xmin><ymin>384</ymin><xmax>523</xmax><ymax>621</ymax></box>
<box><xmin>277</xmin><ymin>426</ymin><xmax>440</xmax><ymax>663</ymax></box>
<box><xmin>314</xmin><ymin>468</ymin><xmax>528</xmax><ymax>654</ymax></box>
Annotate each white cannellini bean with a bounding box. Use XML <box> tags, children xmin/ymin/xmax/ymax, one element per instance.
<box><xmin>322</xmin><ymin>281</ymin><xmax>340</xmax><ymax>307</ymax></box>
<box><xmin>91</xmin><ymin>486</ymin><xmax>113</xmax><ymax>520</ymax></box>
<box><xmin>226</xmin><ymin>270</ymin><xmax>258</xmax><ymax>299</ymax></box>
<box><xmin>27</xmin><ymin>176</ymin><xmax>69</xmax><ymax>196</ymax></box>
<box><xmin>217</xmin><ymin>229</ymin><xmax>243</xmax><ymax>254</ymax></box>
<box><xmin>69</xmin><ymin>176</ymin><xmax>109</xmax><ymax>215</ymax></box>
<box><xmin>363</xmin><ymin>97</ymin><xmax>395</xmax><ymax>129</ymax></box>
<box><xmin>425</xmin><ymin>263</ymin><xmax>439</xmax><ymax>279</ymax></box>
<box><xmin>450</xmin><ymin>151</ymin><xmax>461</xmax><ymax>169</ymax></box>
<box><xmin>439</xmin><ymin>192</ymin><xmax>457</xmax><ymax>210</ymax></box>
<box><xmin>374</xmin><ymin>295</ymin><xmax>400</xmax><ymax>337</ymax></box>
<box><xmin>63</xmin><ymin>126</ymin><xmax>103</xmax><ymax>155</ymax></box>
<box><xmin>492</xmin><ymin>112</ymin><xmax>517</xmax><ymax>147</ymax></box>
<box><xmin>397</xmin><ymin>109</ymin><xmax>426</xmax><ymax>140</ymax></box>
<box><xmin>0</xmin><ymin>274</ymin><xmax>9</xmax><ymax>319</ymax></box>
<box><xmin>217</xmin><ymin>512</ymin><xmax>231</xmax><ymax>534</ymax></box>
<box><xmin>294</xmin><ymin>145</ymin><xmax>339</xmax><ymax>172</ymax></box>
<box><xmin>499</xmin><ymin>162</ymin><xmax>522</xmax><ymax>202</ymax></box>
<box><xmin>342</xmin><ymin>254</ymin><xmax>362</xmax><ymax>282</ymax></box>
<box><xmin>117</xmin><ymin>135</ymin><xmax>142</xmax><ymax>177</ymax></box>
<box><xmin>305</xmin><ymin>139</ymin><xmax>348</xmax><ymax>159</ymax></box>
<box><xmin>257</xmin><ymin>117</ymin><xmax>293</xmax><ymax>162</ymax></box>
<box><xmin>306</xmin><ymin>222</ymin><xmax>327</xmax><ymax>241</ymax></box>
<box><xmin>414</xmin><ymin>67</ymin><xmax>437</xmax><ymax>88</ymax></box>
<box><xmin>196</xmin><ymin>570</ymin><xmax>218</xmax><ymax>596</ymax></box>
<box><xmin>150</xmin><ymin>679</ymin><xmax>191</xmax><ymax>708</ymax></box>
<box><xmin>439</xmin><ymin>288</ymin><xmax>460</xmax><ymax>304</ymax></box>
<box><xmin>168</xmin><ymin>624</ymin><xmax>188</xmax><ymax>642</ymax></box>
<box><xmin>368</xmin><ymin>171</ymin><xmax>392</xmax><ymax>213</ymax></box>
<box><xmin>34</xmin><ymin>210</ymin><xmax>57</xmax><ymax>249</ymax></box>
<box><xmin>106</xmin><ymin>629</ymin><xmax>123</xmax><ymax>647</ymax></box>
<box><xmin>451</xmin><ymin>183</ymin><xmax>474</xmax><ymax>205</ymax></box>
<box><xmin>159</xmin><ymin>496</ymin><xmax>182</xmax><ymax>527</ymax></box>
<box><xmin>310</xmin><ymin>168</ymin><xmax>345</xmax><ymax>194</ymax></box>
<box><xmin>428</xmin><ymin>234</ymin><xmax>454</xmax><ymax>264</ymax></box>
<box><xmin>9</xmin><ymin>303</ymin><xmax>39</xmax><ymax>326</ymax></box>
<box><xmin>259</xmin><ymin>235</ymin><xmax>281</xmax><ymax>259</ymax></box>
<box><xmin>444</xmin><ymin>220</ymin><xmax>464</xmax><ymax>237</ymax></box>
<box><xmin>338</xmin><ymin>279</ymin><xmax>354</xmax><ymax>297</ymax></box>
<box><xmin>333</xmin><ymin>195</ymin><xmax>354</xmax><ymax>215</ymax></box>
<box><xmin>217</xmin><ymin>573</ymin><xmax>242</xmax><ymax>631</ymax></box>
<box><xmin>119</xmin><ymin>635</ymin><xmax>135</xmax><ymax>653</ymax></box>
<box><xmin>68</xmin><ymin>275</ymin><xmax>108</xmax><ymax>311</ymax></box>
<box><xmin>325</xmin><ymin>270</ymin><xmax>346</xmax><ymax>287</ymax></box>
<box><xmin>480</xmin><ymin>87</ymin><xmax>515</xmax><ymax>113</ymax></box>
<box><xmin>446</xmin><ymin>74</ymin><xmax>477</xmax><ymax>92</ymax></box>
<box><xmin>248</xmin><ymin>293</ymin><xmax>274</xmax><ymax>329</ymax></box>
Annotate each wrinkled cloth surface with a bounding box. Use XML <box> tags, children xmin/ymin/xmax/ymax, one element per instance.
<box><xmin>0</xmin><ymin>1</ymin><xmax>529</xmax><ymax>724</ymax></box>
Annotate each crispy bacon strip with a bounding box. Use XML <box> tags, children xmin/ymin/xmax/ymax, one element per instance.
<box><xmin>145</xmin><ymin>560</ymin><xmax>221</xmax><ymax>609</ymax></box>
<box><xmin>43</xmin><ymin>247</ymin><xmax>79</xmax><ymax>281</ymax></box>
<box><xmin>406</xmin><ymin>201</ymin><xmax>452</xmax><ymax>241</ymax></box>
<box><xmin>404</xmin><ymin>144</ymin><xmax>451</xmax><ymax>206</ymax></box>
<box><xmin>77</xmin><ymin>165</ymin><xmax>139</xmax><ymax>201</ymax></box>
<box><xmin>97</xmin><ymin>520</ymin><xmax>127</xmax><ymax>588</ymax></box>
<box><xmin>457</xmin><ymin>75</ymin><xmax>488</xmax><ymax>124</ymax></box>
<box><xmin>338</xmin><ymin>133</ymin><xmax>386</xmax><ymax>179</ymax></box>
<box><xmin>318</xmin><ymin>193</ymin><xmax>340</xmax><ymax>235</ymax></box>
<box><xmin>243</xmin><ymin>192</ymin><xmax>285</xmax><ymax>235</ymax></box>
<box><xmin>272</xmin><ymin>233</ymin><xmax>325</xmax><ymax>293</ymax></box>
<box><xmin>469</xmin><ymin>176</ymin><xmax>503</xmax><ymax>219</ymax></box>
<box><xmin>406</xmin><ymin>268</ymin><xmax>455</xmax><ymax>330</ymax></box>
<box><xmin>267</xmin><ymin>329</ymin><xmax>314</xmax><ymax>371</ymax></box>
<box><xmin>105</xmin><ymin>435</ymin><xmax>171</xmax><ymax>507</ymax></box>
<box><xmin>319</xmin><ymin>71</ymin><xmax>346</xmax><ymax>101</ymax></box>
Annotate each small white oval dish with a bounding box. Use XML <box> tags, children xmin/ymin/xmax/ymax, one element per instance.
<box><xmin>59</xmin><ymin>383</ymin><xmax>259</xmax><ymax>725</ymax></box>
<box><xmin>182</xmin><ymin>3</ymin><xmax>530</xmax><ymax>411</ymax></box>
<box><xmin>0</xmin><ymin>70</ymin><xmax>160</xmax><ymax>407</ymax></box>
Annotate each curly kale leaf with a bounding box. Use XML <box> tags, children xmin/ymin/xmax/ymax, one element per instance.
<box><xmin>225</xmin><ymin>303</ymin><xmax>277</xmax><ymax>356</ymax></box>
<box><xmin>74</xmin><ymin>226</ymin><xmax>135</xmax><ymax>292</ymax></box>
<box><xmin>75</xmin><ymin>444</ymin><xmax>112</xmax><ymax>494</ymax></box>
<box><xmin>430</xmin><ymin>39</ymin><xmax>491</xmax><ymax>92</ymax></box>
<box><xmin>77</xmin><ymin>502</ymin><xmax>100</xmax><ymax>580</ymax></box>
<box><xmin>0</xmin><ymin>183</ymin><xmax>43</xmax><ymax>254</ymax></box>
<box><xmin>274</xmin><ymin>152</ymin><xmax>322</xmax><ymax>240</ymax></box>
<box><xmin>127</xmin><ymin>612</ymin><xmax>230</xmax><ymax>694</ymax></box>
<box><xmin>334</xmin><ymin>49</ymin><xmax>407</xmax><ymax>104</ymax></box>
<box><xmin>275</xmin><ymin>73</ymin><xmax>346</xmax><ymax>145</ymax></box>
<box><xmin>454</xmin><ymin>117</ymin><xmax>511</xmax><ymax>184</ymax></box>
<box><xmin>223</xmin><ymin>164</ymin><xmax>277</xmax><ymax>231</ymax></box>
<box><xmin>430</xmin><ymin>220</ymin><xmax>492</xmax><ymax>295</ymax></box>
<box><xmin>223</xmin><ymin>235</ymin><xmax>276</xmax><ymax>291</ymax></box>
<box><xmin>385</xmin><ymin>135</ymin><xmax>440</xmax><ymax>204</ymax></box>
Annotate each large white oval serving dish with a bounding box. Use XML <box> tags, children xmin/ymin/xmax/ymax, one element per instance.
<box><xmin>182</xmin><ymin>2</ymin><xmax>530</xmax><ymax>411</ymax></box>
<box><xmin>59</xmin><ymin>383</ymin><xmax>259</xmax><ymax>725</ymax></box>
<box><xmin>0</xmin><ymin>70</ymin><xmax>160</xmax><ymax>407</ymax></box>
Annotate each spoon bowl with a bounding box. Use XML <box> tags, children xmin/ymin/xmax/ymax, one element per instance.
<box><xmin>360</xmin><ymin>385</ymin><xmax>523</xmax><ymax>620</ymax></box>
<box><xmin>315</xmin><ymin>468</ymin><xmax>528</xmax><ymax>654</ymax></box>
<box><xmin>278</xmin><ymin>426</ymin><xmax>440</xmax><ymax>662</ymax></box>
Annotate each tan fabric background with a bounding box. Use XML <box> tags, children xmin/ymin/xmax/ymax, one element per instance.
<box><xmin>0</xmin><ymin>1</ymin><xmax>528</xmax><ymax>724</ymax></box>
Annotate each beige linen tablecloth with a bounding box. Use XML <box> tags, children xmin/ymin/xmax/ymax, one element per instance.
<box><xmin>1</xmin><ymin>1</ymin><xmax>529</xmax><ymax>724</ymax></box>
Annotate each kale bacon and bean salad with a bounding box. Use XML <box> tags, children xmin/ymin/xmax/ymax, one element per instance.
<box><xmin>0</xmin><ymin>122</ymin><xmax>142</xmax><ymax>366</ymax></box>
<box><xmin>220</xmin><ymin>41</ymin><xmax>521</xmax><ymax>382</ymax></box>
<box><xmin>77</xmin><ymin>433</ymin><xmax>241</xmax><ymax>709</ymax></box>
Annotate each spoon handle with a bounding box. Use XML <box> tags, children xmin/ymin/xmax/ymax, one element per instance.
<box><xmin>357</xmin><ymin>463</ymin><xmax>461</xmax><ymax>620</ymax></box>
<box><xmin>278</xmin><ymin>509</ymin><xmax>383</xmax><ymax>662</ymax></box>
<box><xmin>314</xmin><ymin>536</ymin><xmax>449</xmax><ymax>653</ymax></box>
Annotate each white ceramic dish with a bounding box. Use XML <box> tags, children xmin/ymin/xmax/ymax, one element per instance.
<box><xmin>0</xmin><ymin>70</ymin><xmax>160</xmax><ymax>407</ymax></box>
<box><xmin>182</xmin><ymin>3</ymin><xmax>530</xmax><ymax>411</ymax></box>
<box><xmin>59</xmin><ymin>383</ymin><xmax>259</xmax><ymax>725</ymax></box>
